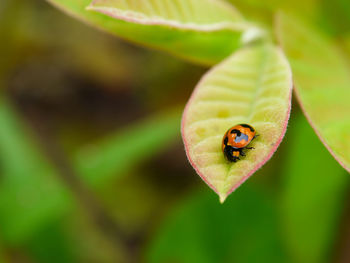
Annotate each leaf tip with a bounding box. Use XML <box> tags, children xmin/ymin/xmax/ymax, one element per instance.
<box><xmin>219</xmin><ymin>194</ymin><xmax>227</xmax><ymax>204</ymax></box>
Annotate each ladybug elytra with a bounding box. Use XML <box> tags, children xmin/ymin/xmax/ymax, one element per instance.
<box><xmin>222</xmin><ymin>124</ymin><xmax>257</xmax><ymax>162</ymax></box>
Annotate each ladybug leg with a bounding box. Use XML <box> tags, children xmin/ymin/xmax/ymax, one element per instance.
<box><xmin>245</xmin><ymin>147</ymin><xmax>255</xmax><ymax>150</ymax></box>
<box><xmin>230</xmin><ymin>156</ymin><xmax>240</xmax><ymax>162</ymax></box>
<box><xmin>239</xmin><ymin>149</ymin><xmax>246</xmax><ymax>157</ymax></box>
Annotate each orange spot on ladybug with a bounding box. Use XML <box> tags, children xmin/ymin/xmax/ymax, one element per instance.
<box><xmin>232</xmin><ymin>151</ymin><xmax>240</xmax><ymax>157</ymax></box>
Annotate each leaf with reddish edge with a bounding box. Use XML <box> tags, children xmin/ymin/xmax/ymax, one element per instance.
<box><xmin>47</xmin><ymin>0</ymin><xmax>261</xmax><ymax>66</ymax></box>
<box><xmin>88</xmin><ymin>0</ymin><xmax>244</xmax><ymax>29</ymax></box>
<box><xmin>281</xmin><ymin>114</ymin><xmax>348</xmax><ymax>263</ymax></box>
<box><xmin>276</xmin><ymin>12</ymin><xmax>350</xmax><ymax>173</ymax></box>
<box><xmin>182</xmin><ymin>43</ymin><xmax>293</xmax><ymax>202</ymax></box>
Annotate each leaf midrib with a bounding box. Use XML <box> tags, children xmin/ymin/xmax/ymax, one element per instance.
<box><xmin>247</xmin><ymin>45</ymin><xmax>271</xmax><ymax>120</ymax></box>
<box><xmin>220</xmin><ymin>47</ymin><xmax>272</xmax><ymax>188</ymax></box>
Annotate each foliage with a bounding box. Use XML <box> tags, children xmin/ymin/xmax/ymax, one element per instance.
<box><xmin>47</xmin><ymin>0</ymin><xmax>256</xmax><ymax>65</ymax></box>
<box><xmin>276</xmin><ymin>12</ymin><xmax>350</xmax><ymax>172</ymax></box>
<box><xmin>47</xmin><ymin>0</ymin><xmax>349</xmax><ymax>201</ymax></box>
<box><xmin>0</xmin><ymin>0</ymin><xmax>350</xmax><ymax>262</ymax></box>
<box><xmin>281</xmin><ymin>114</ymin><xmax>349</xmax><ymax>263</ymax></box>
<box><xmin>147</xmin><ymin>184</ymin><xmax>288</xmax><ymax>263</ymax></box>
<box><xmin>0</xmin><ymin>98</ymin><xmax>180</xmax><ymax>244</ymax></box>
<box><xmin>74</xmin><ymin>108</ymin><xmax>181</xmax><ymax>186</ymax></box>
<box><xmin>0</xmin><ymin>99</ymin><xmax>72</xmax><ymax>244</ymax></box>
<box><xmin>182</xmin><ymin>43</ymin><xmax>292</xmax><ymax>202</ymax></box>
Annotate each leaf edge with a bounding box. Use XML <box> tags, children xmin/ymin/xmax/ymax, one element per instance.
<box><xmin>293</xmin><ymin>87</ymin><xmax>350</xmax><ymax>173</ymax></box>
<box><xmin>275</xmin><ymin>11</ymin><xmax>350</xmax><ymax>173</ymax></box>
<box><xmin>46</xmin><ymin>0</ymin><xmax>251</xmax><ymax>66</ymax></box>
<box><xmin>86</xmin><ymin>6</ymin><xmax>252</xmax><ymax>33</ymax></box>
<box><xmin>86</xmin><ymin>0</ymin><xmax>252</xmax><ymax>33</ymax></box>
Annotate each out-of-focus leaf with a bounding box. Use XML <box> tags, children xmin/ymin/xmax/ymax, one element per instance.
<box><xmin>0</xmin><ymin>244</ymin><xmax>6</xmax><ymax>263</ymax></box>
<box><xmin>28</xmin><ymin>206</ymin><xmax>125</xmax><ymax>263</ymax></box>
<box><xmin>27</xmin><ymin>221</ymin><xmax>76</xmax><ymax>263</ymax></box>
<box><xmin>320</xmin><ymin>0</ymin><xmax>350</xmax><ymax>35</ymax></box>
<box><xmin>276</xmin><ymin>12</ymin><xmax>350</xmax><ymax>172</ymax></box>
<box><xmin>227</xmin><ymin>0</ymin><xmax>318</xmax><ymax>29</ymax></box>
<box><xmin>281</xmin><ymin>114</ymin><xmax>348</xmax><ymax>263</ymax></box>
<box><xmin>146</xmin><ymin>184</ymin><xmax>288</xmax><ymax>263</ymax></box>
<box><xmin>182</xmin><ymin>44</ymin><xmax>292</xmax><ymax>202</ymax></box>
<box><xmin>47</xmin><ymin>0</ymin><xmax>259</xmax><ymax>65</ymax></box>
<box><xmin>74</xmin><ymin>108</ymin><xmax>181</xmax><ymax>187</ymax></box>
<box><xmin>66</xmin><ymin>205</ymin><xmax>125</xmax><ymax>262</ymax></box>
<box><xmin>0</xmin><ymin>96</ymin><xmax>181</xmax><ymax>243</ymax></box>
<box><xmin>0</xmin><ymin>99</ymin><xmax>72</xmax><ymax>244</ymax></box>
<box><xmin>0</xmin><ymin>0</ymin><xmax>136</xmax><ymax>87</ymax></box>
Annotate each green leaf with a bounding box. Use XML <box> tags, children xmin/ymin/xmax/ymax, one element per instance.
<box><xmin>146</xmin><ymin>185</ymin><xmax>288</xmax><ymax>263</ymax></box>
<box><xmin>276</xmin><ymin>12</ymin><xmax>350</xmax><ymax>173</ymax></box>
<box><xmin>181</xmin><ymin>44</ymin><xmax>292</xmax><ymax>202</ymax></box>
<box><xmin>319</xmin><ymin>0</ymin><xmax>350</xmax><ymax>35</ymax></box>
<box><xmin>0</xmin><ymin>99</ymin><xmax>72</xmax><ymax>244</ymax></box>
<box><xmin>47</xmin><ymin>0</ymin><xmax>258</xmax><ymax>65</ymax></box>
<box><xmin>27</xmin><ymin>221</ymin><xmax>76</xmax><ymax>263</ymax></box>
<box><xmin>88</xmin><ymin>0</ymin><xmax>243</xmax><ymax>28</ymax></box>
<box><xmin>281</xmin><ymin>114</ymin><xmax>348</xmax><ymax>263</ymax></box>
<box><xmin>74</xmin><ymin>108</ymin><xmax>181</xmax><ymax>187</ymax></box>
<box><xmin>0</xmin><ymin>98</ymin><xmax>181</xmax><ymax>243</ymax></box>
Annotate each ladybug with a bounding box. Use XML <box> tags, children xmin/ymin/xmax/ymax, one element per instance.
<box><xmin>222</xmin><ymin>124</ymin><xmax>257</xmax><ymax>162</ymax></box>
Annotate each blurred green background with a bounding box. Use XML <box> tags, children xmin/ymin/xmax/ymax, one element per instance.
<box><xmin>0</xmin><ymin>0</ymin><xmax>349</xmax><ymax>262</ymax></box>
